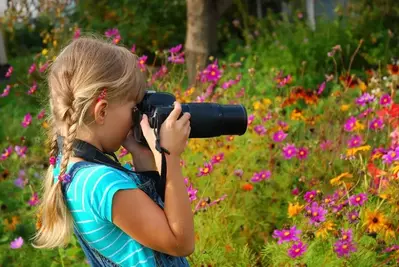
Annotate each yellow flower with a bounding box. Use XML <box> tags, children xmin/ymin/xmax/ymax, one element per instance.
<box><xmin>3</xmin><ymin>216</ymin><xmax>20</xmax><ymax>231</ymax></box>
<box><xmin>330</xmin><ymin>172</ymin><xmax>353</xmax><ymax>186</ymax></box>
<box><xmin>42</xmin><ymin>121</ymin><xmax>49</xmax><ymax>129</ymax></box>
<box><xmin>391</xmin><ymin>163</ymin><xmax>399</xmax><ymax>175</ymax></box>
<box><xmin>340</xmin><ymin>104</ymin><xmax>350</xmax><ymax>111</ymax></box>
<box><xmin>364</xmin><ymin>209</ymin><xmax>386</xmax><ymax>233</ymax></box>
<box><xmin>315</xmin><ymin>221</ymin><xmax>335</xmax><ymax>239</ymax></box>
<box><xmin>359</xmin><ymin>80</ymin><xmax>367</xmax><ymax>92</ymax></box>
<box><xmin>353</xmin><ymin>121</ymin><xmax>365</xmax><ymax>131</ymax></box>
<box><xmin>288</xmin><ymin>202</ymin><xmax>304</xmax><ymax>218</ymax></box>
<box><xmin>262</xmin><ymin>98</ymin><xmax>272</xmax><ymax>106</ymax></box>
<box><xmin>290</xmin><ymin>109</ymin><xmax>304</xmax><ymax>121</ymax></box>
<box><xmin>382</xmin><ymin>223</ymin><xmax>396</xmax><ymax>241</ymax></box>
<box><xmin>346</xmin><ymin>145</ymin><xmax>371</xmax><ymax>157</ymax></box>
<box><xmin>42</xmin><ymin>49</ymin><xmax>48</xmax><ymax>56</ymax></box>
<box><xmin>53</xmin><ymin>40</ymin><xmax>57</xmax><ymax>47</ymax></box>
<box><xmin>253</xmin><ymin>101</ymin><xmax>263</xmax><ymax>111</ymax></box>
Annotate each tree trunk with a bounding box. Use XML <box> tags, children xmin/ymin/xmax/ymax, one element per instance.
<box><xmin>306</xmin><ymin>0</ymin><xmax>316</xmax><ymax>31</ymax></box>
<box><xmin>184</xmin><ymin>0</ymin><xmax>232</xmax><ymax>86</ymax></box>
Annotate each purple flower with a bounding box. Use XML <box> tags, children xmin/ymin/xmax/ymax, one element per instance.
<box><xmin>317</xmin><ymin>81</ymin><xmax>326</xmax><ymax>95</ymax></box>
<box><xmin>169</xmin><ymin>44</ymin><xmax>182</xmax><ymax>54</ymax></box>
<box><xmin>355</xmin><ymin>93</ymin><xmax>375</xmax><ymax>106</ymax></box>
<box><xmin>273</xmin><ymin>130</ymin><xmax>287</xmax><ymax>142</ymax></box>
<box><xmin>251</xmin><ymin>170</ymin><xmax>271</xmax><ymax>182</ymax></box>
<box><xmin>380</xmin><ymin>94</ymin><xmax>392</xmax><ymax>106</ymax></box>
<box><xmin>304</xmin><ymin>190</ymin><xmax>317</xmax><ymax>203</ymax></box>
<box><xmin>247</xmin><ymin>114</ymin><xmax>255</xmax><ymax>125</ymax></box>
<box><xmin>320</xmin><ymin>140</ymin><xmax>333</xmax><ymax>151</ymax></box>
<box><xmin>105</xmin><ymin>28</ymin><xmax>119</xmax><ymax>38</ymax></box>
<box><xmin>254</xmin><ymin>125</ymin><xmax>266</xmax><ymax>136</ymax></box>
<box><xmin>347</xmin><ymin>210</ymin><xmax>360</xmax><ymax>223</ymax></box>
<box><xmin>187</xmin><ymin>184</ymin><xmax>198</xmax><ymax>202</ymax></box>
<box><xmin>358</xmin><ymin>108</ymin><xmax>373</xmax><ymax>119</ymax></box>
<box><xmin>10</xmin><ymin>237</ymin><xmax>24</xmax><ymax>249</ymax></box>
<box><xmin>339</xmin><ymin>229</ymin><xmax>354</xmax><ymax>242</ymax></box>
<box><xmin>282</xmin><ymin>144</ymin><xmax>297</xmax><ymax>159</ymax></box>
<box><xmin>21</xmin><ymin>113</ymin><xmax>32</xmax><ymax>128</ymax></box>
<box><xmin>306</xmin><ymin>202</ymin><xmax>328</xmax><ymax>225</ymax></box>
<box><xmin>334</xmin><ymin>240</ymin><xmax>357</xmax><ymax>258</ymax></box>
<box><xmin>272</xmin><ymin>225</ymin><xmax>301</xmax><ymax>244</ymax></box>
<box><xmin>344</xmin><ymin>117</ymin><xmax>357</xmax><ymax>132</ymax></box>
<box><xmin>297</xmin><ymin>147</ymin><xmax>309</xmax><ymax>160</ymax></box>
<box><xmin>138</xmin><ymin>55</ymin><xmax>147</xmax><ymax>71</ymax></box>
<box><xmin>168</xmin><ymin>44</ymin><xmax>185</xmax><ymax>64</ymax></box>
<box><xmin>197</xmin><ymin>162</ymin><xmax>213</xmax><ymax>177</ymax></box>
<box><xmin>200</xmin><ymin>60</ymin><xmax>222</xmax><ymax>83</ymax></box>
<box><xmin>348</xmin><ymin>135</ymin><xmax>363</xmax><ymax>148</ymax></box>
<box><xmin>369</xmin><ymin>117</ymin><xmax>384</xmax><ymax>130</ymax></box>
<box><xmin>322</xmin><ymin>195</ymin><xmax>335</xmax><ymax>207</ymax></box>
<box><xmin>382</xmin><ymin>148</ymin><xmax>399</xmax><ymax>164</ymax></box>
<box><xmin>288</xmin><ymin>241</ymin><xmax>307</xmax><ymax>258</ymax></box>
<box><xmin>211</xmin><ymin>153</ymin><xmax>224</xmax><ymax>164</ymax></box>
<box><xmin>28</xmin><ymin>192</ymin><xmax>40</xmax><ymax>206</ymax></box>
<box><xmin>349</xmin><ymin>193</ymin><xmax>367</xmax><ymax>206</ymax></box>
<box><xmin>15</xmin><ymin>146</ymin><xmax>27</xmax><ymax>157</ymax></box>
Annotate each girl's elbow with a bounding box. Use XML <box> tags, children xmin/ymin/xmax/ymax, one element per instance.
<box><xmin>171</xmin><ymin>240</ymin><xmax>195</xmax><ymax>257</ymax></box>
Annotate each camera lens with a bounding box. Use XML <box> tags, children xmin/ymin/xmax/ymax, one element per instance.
<box><xmin>181</xmin><ymin>103</ymin><xmax>247</xmax><ymax>138</ymax></box>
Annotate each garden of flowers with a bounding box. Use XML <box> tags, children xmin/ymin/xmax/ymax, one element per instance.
<box><xmin>0</xmin><ymin>1</ymin><xmax>399</xmax><ymax>266</ymax></box>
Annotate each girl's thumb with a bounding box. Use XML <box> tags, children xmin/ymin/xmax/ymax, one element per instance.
<box><xmin>140</xmin><ymin>114</ymin><xmax>150</xmax><ymax>132</ymax></box>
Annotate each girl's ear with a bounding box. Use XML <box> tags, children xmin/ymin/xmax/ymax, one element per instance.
<box><xmin>93</xmin><ymin>100</ymin><xmax>108</xmax><ymax>125</ymax></box>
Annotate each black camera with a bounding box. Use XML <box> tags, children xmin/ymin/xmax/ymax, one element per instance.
<box><xmin>132</xmin><ymin>90</ymin><xmax>248</xmax><ymax>147</ymax></box>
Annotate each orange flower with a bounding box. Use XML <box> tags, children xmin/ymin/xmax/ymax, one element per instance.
<box><xmin>330</xmin><ymin>172</ymin><xmax>353</xmax><ymax>186</ymax></box>
<box><xmin>388</xmin><ymin>63</ymin><xmax>398</xmax><ymax>75</ymax></box>
<box><xmin>288</xmin><ymin>202</ymin><xmax>304</xmax><ymax>218</ymax></box>
<box><xmin>242</xmin><ymin>183</ymin><xmax>253</xmax><ymax>191</ymax></box>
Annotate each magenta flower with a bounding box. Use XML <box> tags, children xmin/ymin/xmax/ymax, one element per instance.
<box><xmin>339</xmin><ymin>229</ymin><xmax>354</xmax><ymax>242</ymax></box>
<box><xmin>348</xmin><ymin>135</ymin><xmax>363</xmax><ymax>148</ymax></box>
<box><xmin>14</xmin><ymin>176</ymin><xmax>25</xmax><ymax>189</ymax></box>
<box><xmin>288</xmin><ymin>241</ymin><xmax>307</xmax><ymax>258</ymax></box>
<box><xmin>73</xmin><ymin>28</ymin><xmax>81</xmax><ymax>39</ymax></box>
<box><xmin>296</xmin><ymin>147</ymin><xmax>309</xmax><ymax>160</ymax></box>
<box><xmin>0</xmin><ymin>85</ymin><xmax>11</xmax><ymax>97</ymax></box>
<box><xmin>27</xmin><ymin>81</ymin><xmax>37</xmax><ymax>95</ymax></box>
<box><xmin>251</xmin><ymin>170</ymin><xmax>271</xmax><ymax>182</ymax></box>
<box><xmin>380</xmin><ymin>93</ymin><xmax>392</xmax><ymax>106</ymax></box>
<box><xmin>168</xmin><ymin>44</ymin><xmax>184</xmax><ymax>64</ymax></box>
<box><xmin>138</xmin><ymin>55</ymin><xmax>148</xmax><ymax>71</ymax></box>
<box><xmin>37</xmin><ymin>109</ymin><xmax>46</xmax><ymax>120</ymax></box>
<box><xmin>118</xmin><ymin>148</ymin><xmax>128</xmax><ymax>158</ymax></box>
<box><xmin>5</xmin><ymin>66</ymin><xmax>13</xmax><ymax>78</ymax></box>
<box><xmin>105</xmin><ymin>28</ymin><xmax>119</xmax><ymax>38</ymax></box>
<box><xmin>306</xmin><ymin>202</ymin><xmax>327</xmax><ymax>225</ymax></box>
<box><xmin>262</xmin><ymin>112</ymin><xmax>272</xmax><ymax>122</ymax></box>
<box><xmin>272</xmin><ymin>225</ymin><xmax>301</xmax><ymax>244</ymax></box>
<box><xmin>349</xmin><ymin>193</ymin><xmax>367</xmax><ymax>206</ymax></box>
<box><xmin>247</xmin><ymin>114</ymin><xmax>255</xmax><ymax>125</ymax></box>
<box><xmin>221</xmin><ymin>76</ymin><xmax>240</xmax><ymax>89</ymax></box>
<box><xmin>322</xmin><ymin>195</ymin><xmax>336</xmax><ymax>207</ymax></box>
<box><xmin>211</xmin><ymin>153</ymin><xmax>224</xmax><ymax>164</ymax></box>
<box><xmin>28</xmin><ymin>192</ymin><xmax>40</xmax><ymax>206</ymax></box>
<box><xmin>200</xmin><ymin>60</ymin><xmax>222</xmax><ymax>83</ymax></box>
<box><xmin>320</xmin><ymin>140</ymin><xmax>333</xmax><ymax>151</ymax></box>
<box><xmin>28</xmin><ymin>63</ymin><xmax>36</xmax><ymax>74</ymax></box>
<box><xmin>273</xmin><ymin>130</ymin><xmax>287</xmax><ymax>142</ymax></box>
<box><xmin>39</xmin><ymin>62</ymin><xmax>49</xmax><ymax>73</ymax></box>
<box><xmin>0</xmin><ymin>146</ymin><xmax>13</xmax><ymax>161</ymax></box>
<box><xmin>254</xmin><ymin>125</ymin><xmax>266</xmax><ymax>136</ymax></box>
<box><xmin>382</xmin><ymin>147</ymin><xmax>399</xmax><ymax>164</ymax></box>
<box><xmin>292</xmin><ymin>188</ymin><xmax>299</xmax><ymax>196</ymax></box>
<box><xmin>150</xmin><ymin>65</ymin><xmax>168</xmax><ymax>85</ymax></box>
<box><xmin>304</xmin><ymin>190</ymin><xmax>317</xmax><ymax>203</ymax></box>
<box><xmin>344</xmin><ymin>116</ymin><xmax>357</xmax><ymax>132</ymax></box>
<box><xmin>334</xmin><ymin>240</ymin><xmax>357</xmax><ymax>258</ymax></box>
<box><xmin>355</xmin><ymin>93</ymin><xmax>375</xmax><ymax>106</ymax></box>
<box><xmin>358</xmin><ymin>108</ymin><xmax>373</xmax><ymax>119</ymax></box>
<box><xmin>369</xmin><ymin>117</ymin><xmax>384</xmax><ymax>130</ymax></box>
<box><xmin>187</xmin><ymin>184</ymin><xmax>198</xmax><ymax>202</ymax></box>
<box><xmin>15</xmin><ymin>146</ymin><xmax>27</xmax><ymax>158</ymax></box>
<box><xmin>10</xmin><ymin>237</ymin><xmax>24</xmax><ymax>249</ymax></box>
<box><xmin>21</xmin><ymin>113</ymin><xmax>32</xmax><ymax>128</ymax></box>
<box><xmin>282</xmin><ymin>144</ymin><xmax>297</xmax><ymax>159</ymax></box>
<box><xmin>197</xmin><ymin>162</ymin><xmax>213</xmax><ymax>177</ymax></box>
<box><xmin>317</xmin><ymin>81</ymin><xmax>326</xmax><ymax>95</ymax></box>
<box><xmin>347</xmin><ymin>210</ymin><xmax>360</xmax><ymax>223</ymax></box>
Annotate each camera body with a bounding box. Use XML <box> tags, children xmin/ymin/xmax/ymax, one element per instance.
<box><xmin>132</xmin><ymin>90</ymin><xmax>248</xmax><ymax>147</ymax></box>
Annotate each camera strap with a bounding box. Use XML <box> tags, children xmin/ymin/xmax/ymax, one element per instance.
<box><xmin>153</xmin><ymin>115</ymin><xmax>170</xmax><ymax>193</ymax></box>
<box><xmin>56</xmin><ymin>135</ymin><xmax>166</xmax><ymax>201</ymax></box>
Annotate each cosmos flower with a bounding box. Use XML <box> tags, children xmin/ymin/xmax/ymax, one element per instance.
<box><xmin>272</xmin><ymin>225</ymin><xmax>301</xmax><ymax>244</ymax></box>
<box><xmin>288</xmin><ymin>241</ymin><xmax>307</xmax><ymax>258</ymax></box>
<box><xmin>10</xmin><ymin>237</ymin><xmax>23</xmax><ymax>249</ymax></box>
<box><xmin>282</xmin><ymin>144</ymin><xmax>297</xmax><ymax>159</ymax></box>
<box><xmin>349</xmin><ymin>193</ymin><xmax>367</xmax><ymax>206</ymax></box>
<box><xmin>273</xmin><ymin>130</ymin><xmax>287</xmax><ymax>142</ymax></box>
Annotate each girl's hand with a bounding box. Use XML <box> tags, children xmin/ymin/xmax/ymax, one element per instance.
<box><xmin>122</xmin><ymin>130</ymin><xmax>157</xmax><ymax>171</ymax></box>
<box><xmin>140</xmin><ymin>102</ymin><xmax>191</xmax><ymax>157</ymax></box>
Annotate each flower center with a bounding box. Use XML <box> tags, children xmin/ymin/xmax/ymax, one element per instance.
<box><xmin>203</xmin><ymin>168</ymin><xmax>209</xmax><ymax>173</ymax></box>
<box><xmin>284</xmin><ymin>231</ymin><xmax>290</xmax><ymax>236</ymax></box>
<box><xmin>343</xmin><ymin>235</ymin><xmax>347</xmax><ymax>240</ymax></box>
<box><xmin>372</xmin><ymin>217</ymin><xmax>379</xmax><ymax>223</ymax></box>
<box><xmin>356</xmin><ymin>197</ymin><xmax>361</xmax><ymax>202</ymax></box>
<box><xmin>351</xmin><ymin>215</ymin><xmax>357</xmax><ymax>219</ymax></box>
<box><xmin>391</xmin><ymin>152</ymin><xmax>397</xmax><ymax>158</ymax></box>
<box><xmin>295</xmin><ymin>248</ymin><xmax>300</xmax><ymax>253</ymax></box>
<box><xmin>343</xmin><ymin>245</ymin><xmax>348</xmax><ymax>249</ymax></box>
<box><xmin>211</xmin><ymin>71</ymin><xmax>216</xmax><ymax>76</ymax></box>
<box><xmin>312</xmin><ymin>212</ymin><xmax>318</xmax><ymax>217</ymax></box>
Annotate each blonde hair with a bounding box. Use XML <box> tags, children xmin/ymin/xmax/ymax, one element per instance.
<box><xmin>32</xmin><ymin>36</ymin><xmax>147</xmax><ymax>248</ymax></box>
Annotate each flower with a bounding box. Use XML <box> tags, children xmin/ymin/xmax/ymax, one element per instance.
<box><xmin>28</xmin><ymin>192</ymin><xmax>40</xmax><ymax>206</ymax></box>
<box><xmin>168</xmin><ymin>44</ymin><xmax>185</xmax><ymax>64</ymax></box>
<box><xmin>272</xmin><ymin>130</ymin><xmax>287</xmax><ymax>142</ymax></box>
<box><xmin>382</xmin><ymin>148</ymin><xmax>399</xmax><ymax>164</ymax></box>
<box><xmin>0</xmin><ymin>146</ymin><xmax>13</xmax><ymax>161</ymax></box>
<box><xmin>241</xmin><ymin>183</ymin><xmax>253</xmax><ymax>191</ymax></box>
<box><xmin>10</xmin><ymin>237</ymin><xmax>23</xmax><ymax>249</ymax></box>
<box><xmin>5</xmin><ymin>66</ymin><xmax>13</xmax><ymax>78</ymax></box>
<box><xmin>14</xmin><ymin>146</ymin><xmax>27</xmax><ymax>157</ymax></box>
<box><xmin>272</xmin><ymin>225</ymin><xmax>301</xmax><ymax>244</ymax></box>
<box><xmin>234</xmin><ymin>169</ymin><xmax>244</xmax><ymax>177</ymax></box>
<box><xmin>320</xmin><ymin>140</ymin><xmax>333</xmax><ymax>151</ymax></box>
<box><xmin>296</xmin><ymin>147</ymin><xmax>309</xmax><ymax>160</ymax></box>
<box><xmin>138</xmin><ymin>55</ymin><xmax>148</xmax><ymax>71</ymax></box>
<box><xmin>27</xmin><ymin>81</ymin><xmax>38</xmax><ymax>95</ymax></box>
<box><xmin>282</xmin><ymin>144</ymin><xmax>297</xmax><ymax>159</ymax></box>
<box><xmin>317</xmin><ymin>81</ymin><xmax>326</xmax><ymax>95</ymax></box>
<box><xmin>355</xmin><ymin>92</ymin><xmax>375</xmax><ymax>106</ymax></box>
<box><xmin>288</xmin><ymin>202</ymin><xmax>304</xmax><ymax>218</ymax></box>
<box><xmin>380</xmin><ymin>94</ymin><xmax>392</xmax><ymax>107</ymax></box>
<box><xmin>348</xmin><ymin>135</ymin><xmax>363</xmax><ymax>148</ymax></box>
<box><xmin>304</xmin><ymin>190</ymin><xmax>317</xmax><ymax>203</ymax></box>
<box><xmin>334</xmin><ymin>240</ymin><xmax>357</xmax><ymax>257</ymax></box>
<box><xmin>339</xmin><ymin>229</ymin><xmax>353</xmax><ymax>242</ymax></box>
<box><xmin>344</xmin><ymin>117</ymin><xmax>357</xmax><ymax>132</ymax></box>
<box><xmin>187</xmin><ymin>184</ymin><xmax>198</xmax><ymax>202</ymax></box>
<box><xmin>347</xmin><ymin>210</ymin><xmax>360</xmax><ymax>223</ymax></box>
<box><xmin>349</xmin><ymin>193</ymin><xmax>367</xmax><ymax>206</ymax></box>
<box><xmin>364</xmin><ymin>209</ymin><xmax>386</xmax><ymax>233</ymax></box>
<box><xmin>197</xmin><ymin>162</ymin><xmax>213</xmax><ymax>177</ymax></box>
<box><xmin>306</xmin><ymin>202</ymin><xmax>328</xmax><ymax>225</ymax></box>
<box><xmin>73</xmin><ymin>28</ymin><xmax>81</xmax><ymax>39</ymax></box>
<box><xmin>21</xmin><ymin>113</ymin><xmax>32</xmax><ymax>128</ymax></box>
<box><xmin>287</xmin><ymin>241</ymin><xmax>307</xmax><ymax>258</ymax></box>
<box><xmin>369</xmin><ymin>117</ymin><xmax>384</xmax><ymax>130</ymax></box>
<box><xmin>0</xmin><ymin>85</ymin><xmax>11</xmax><ymax>97</ymax></box>
<box><xmin>37</xmin><ymin>109</ymin><xmax>45</xmax><ymax>120</ymax></box>
<box><xmin>211</xmin><ymin>153</ymin><xmax>224</xmax><ymax>164</ymax></box>
<box><xmin>251</xmin><ymin>170</ymin><xmax>271</xmax><ymax>182</ymax></box>
<box><xmin>247</xmin><ymin>114</ymin><xmax>255</xmax><ymax>125</ymax></box>
<box><xmin>254</xmin><ymin>125</ymin><xmax>266</xmax><ymax>136</ymax></box>
<box><xmin>200</xmin><ymin>60</ymin><xmax>223</xmax><ymax>83</ymax></box>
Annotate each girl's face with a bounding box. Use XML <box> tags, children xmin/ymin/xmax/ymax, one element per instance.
<box><xmin>95</xmin><ymin>100</ymin><xmax>137</xmax><ymax>153</ymax></box>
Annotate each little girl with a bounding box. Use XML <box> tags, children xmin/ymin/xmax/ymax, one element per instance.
<box><xmin>32</xmin><ymin>37</ymin><xmax>194</xmax><ymax>266</ymax></box>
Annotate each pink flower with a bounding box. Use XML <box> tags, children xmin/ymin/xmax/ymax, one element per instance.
<box><xmin>39</xmin><ymin>62</ymin><xmax>48</xmax><ymax>73</ymax></box>
<box><xmin>282</xmin><ymin>144</ymin><xmax>297</xmax><ymax>159</ymax></box>
<box><xmin>317</xmin><ymin>81</ymin><xmax>326</xmax><ymax>95</ymax></box>
<box><xmin>296</xmin><ymin>147</ymin><xmax>309</xmax><ymax>160</ymax></box>
<box><xmin>168</xmin><ymin>44</ymin><xmax>185</xmax><ymax>64</ymax></box>
<box><xmin>28</xmin><ymin>192</ymin><xmax>40</xmax><ymax>206</ymax></box>
<box><xmin>273</xmin><ymin>130</ymin><xmax>287</xmax><ymax>142</ymax></box>
<box><xmin>138</xmin><ymin>55</ymin><xmax>148</xmax><ymax>71</ymax></box>
<box><xmin>288</xmin><ymin>241</ymin><xmax>307</xmax><ymax>258</ymax></box>
<box><xmin>27</xmin><ymin>81</ymin><xmax>37</xmax><ymax>95</ymax></box>
<box><xmin>234</xmin><ymin>169</ymin><xmax>244</xmax><ymax>177</ymax></box>
<box><xmin>28</xmin><ymin>63</ymin><xmax>36</xmax><ymax>74</ymax></box>
<box><xmin>344</xmin><ymin>116</ymin><xmax>357</xmax><ymax>132</ymax></box>
<box><xmin>380</xmin><ymin>94</ymin><xmax>392</xmax><ymax>107</ymax></box>
<box><xmin>348</xmin><ymin>135</ymin><xmax>363</xmax><ymax>148</ymax></box>
<box><xmin>37</xmin><ymin>109</ymin><xmax>46</xmax><ymax>120</ymax></box>
<box><xmin>199</xmin><ymin>60</ymin><xmax>223</xmax><ymax>83</ymax></box>
<box><xmin>73</xmin><ymin>28</ymin><xmax>81</xmax><ymax>39</ymax></box>
<box><xmin>0</xmin><ymin>146</ymin><xmax>13</xmax><ymax>160</ymax></box>
<box><xmin>211</xmin><ymin>153</ymin><xmax>224</xmax><ymax>164</ymax></box>
<box><xmin>0</xmin><ymin>85</ymin><xmax>11</xmax><ymax>97</ymax></box>
<box><xmin>130</xmin><ymin>44</ymin><xmax>136</xmax><ymax>53</ymax></box>
<box><xmin>197</xmin><ymin>162</ymin><xmax>213</xmax><ymax>177</ymax></box>
<box><xmin>10</xmin><ymin>237</ymin><xmax>24</xmax><ymax>249</ymax></box>
<box><xmin>105</xmin><ymin>28</ymin><xmax>119</xmax><ymax>38</ymax></box>
<box><xmin>5</xmin><ymin>66</ymin><xmax>13</xmax><ymax>78</ymax></box>
<box><xmin>247</xmin><ymin>114</ymin><xmax>255</xmax><ymax>125</ymax></box>
<box><xmin>15</xmin><ymin>146</ymin><xmax>27</xmax><ymax>157</ymax></box>
<box><xmin>369</xmin><ymin>117</ymin><xmax>384</xmax><ymax>130</ymax></box>
<box><xmin>254</xmin><ymin>125</ymin><xmax>266</xmax><ymax>136</ymax></box>
<box><xmin>21</xmin><ymin>113</ymin><xmax>32</xmax><ymax>128</ymax></box>
<box><xmin>251</xmin><ymin>170</ymin><xmax>271</xmax><ymax>182</ymax></box>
